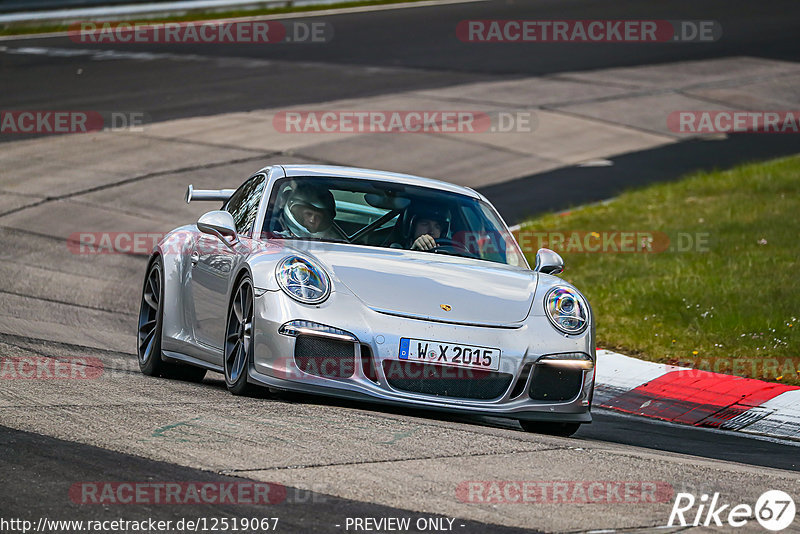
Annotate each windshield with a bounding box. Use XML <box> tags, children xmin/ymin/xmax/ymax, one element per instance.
<box><xmin>261</xmin><ymin>176</ymin><xmax>527</xmax><ymax>268</ymax></box>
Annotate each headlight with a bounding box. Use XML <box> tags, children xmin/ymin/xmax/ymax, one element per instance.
<box><xmin>276</xmin><ymin>256</ymin><xmax>331</xmax><ymax>304</ymax></box>
<box><xmin>544</xmin><ymin>286</ymin><xmax>589</xmax><ymax>335</ymax></box>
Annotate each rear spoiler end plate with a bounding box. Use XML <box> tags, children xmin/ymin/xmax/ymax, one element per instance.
<box><xmin>185</xmin><ymin>184</ymin><xmax>236</xmax><ymax>204</ymax></box>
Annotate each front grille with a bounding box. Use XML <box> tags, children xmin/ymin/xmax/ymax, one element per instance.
<box><xmin>382</xmin><ymin>360</ymin><xmax>513</xmax><ymax>400</ymax></box>
<box><xmin>294</xmin><ymin>336</ymin><xmax>355</xmax><ymax>378</ymax></box>
<box><xmin>529</xmin><ymin>364</ymin><xmax>584</xmax><ymax>401</ymax></box>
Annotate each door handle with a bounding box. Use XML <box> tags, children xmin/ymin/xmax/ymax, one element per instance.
<box><xmin>190</xmin><ymin>251</ymin><xmax>200</xmax><ymax>265</ymax></box>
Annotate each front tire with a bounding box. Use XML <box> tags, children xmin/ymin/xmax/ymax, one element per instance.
<box><xmin>137</xmin><ymin>257</ymin><xmax>206</xmax><ymax>382</ymax></box>
<box><xmin>519</xmin><ymin>420</ymin><xmax>581</xmax><ymax>437</ymax></box>
<box><xmin>224</xmin><ymin>275</ymin><xmax>257</xmax><ymax>396</ymax></box>
<box><xmin>138</xmin><ymin>258</ymin><xmax>167</xmax><ymax>376</ymax></box>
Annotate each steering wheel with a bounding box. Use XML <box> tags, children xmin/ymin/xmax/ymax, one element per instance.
<box><xmin>432</xmin><ymin>238</ymin><xmax>478</xmax><ymax>258</ymax></box>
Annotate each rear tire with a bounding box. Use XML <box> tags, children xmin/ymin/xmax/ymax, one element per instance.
<box><xmin>519</xmin><ymin>420</ymin><xmax>581</xmax><ymax>437</ymax></box>
<box><xmin>224</xmin><ymin>275</ymin><xmax>258</xmax><ymax>396</ymax></box>
<box><xmin>137</xmin><ymin>256</ymin><xmax>206</xmax><ymax>383</ymax></box>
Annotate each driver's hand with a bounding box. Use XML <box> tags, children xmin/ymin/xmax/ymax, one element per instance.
<box><xmin>411</xmin><ymin>234</ymin><xmax>436</xmax><ymax>251</ymax></box>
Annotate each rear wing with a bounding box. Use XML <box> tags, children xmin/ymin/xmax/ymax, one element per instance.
<box><xmin>185</xmin><ymin>184</ymin><xmax>236</xmax><ymax>204</ymax></box>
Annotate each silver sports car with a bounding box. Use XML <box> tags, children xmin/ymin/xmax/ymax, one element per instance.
<box><xmin>137</xmin><ymin>165</ymin><xmax>595</xmax><ymax>436</ymax></box>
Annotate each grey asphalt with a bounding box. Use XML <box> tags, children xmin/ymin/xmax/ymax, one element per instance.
<box><xmin>0</xmin><ymin>329</ymin><xmax>798</xmax><ymax>532</ymax></box>
<box><xmin>1</xmin><ymin>0</ymin><xmax>799</xmax><ymax>123</ymax></box>
<box><xmin>0</xmin><ymin>423</ymin><xmax>537</xmax><ymax>534</ymax></box>
<box><xmin>482</xmin><ymin>133</ymin><xmax>800</xmax><ymax>223</ymax></box>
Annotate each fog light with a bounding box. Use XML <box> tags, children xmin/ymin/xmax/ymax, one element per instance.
<box><xmin>538</xmin><ymin>352</ymin><xmax>594</xmax><ymax>369</ymax></box>
<box><xmin>278</xmin><ymin>320</ymin><xmax>356</xmax><ymax>342</ymax></box>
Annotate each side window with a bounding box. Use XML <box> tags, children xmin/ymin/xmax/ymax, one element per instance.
<box><xmin>224</xmin><ymin>174</ymin><xmax>266</xmax><ymax>235</ymax></box>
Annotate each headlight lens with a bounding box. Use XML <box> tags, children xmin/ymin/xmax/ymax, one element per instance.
<box><xmin>544</xmin><ymin>287</ymin><xmax>589</xmax><ymax>334</ymax></box>
<box><xmin>276</xmin><ymin>256</ymin><xmax>330</xmax><ymax>304</ymax></box>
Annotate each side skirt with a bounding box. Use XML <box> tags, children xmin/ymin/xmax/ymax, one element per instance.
<box><xmin>162</xmin><ymin>350</ymin><xmax>224</xmax><ymax>374</ymax></box>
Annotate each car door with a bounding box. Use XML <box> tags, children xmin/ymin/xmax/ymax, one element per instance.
<box><xmin>190</xmin><ymin>174</ymin><xmax>266</xmax><ymax>352</ymax></box>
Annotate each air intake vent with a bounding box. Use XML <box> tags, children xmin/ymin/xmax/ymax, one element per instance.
<box><xmin>382</xmin><ymin>360</ymin><xmax>513</xmax><ymax>400</ymax></box>
<box><xmin>294</xmin><ymin>336</ymin><xmax>355</xmax><ymax>378</ymax></box>
<box><xmin>529</xmin><ymin>364</ymin><xmax>584</xmax><ymax>401</ymax></box>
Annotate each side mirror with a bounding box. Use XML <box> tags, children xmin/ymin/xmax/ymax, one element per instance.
<box><xmin>534</xmin><ymin>248</ymin><xmax>564</xmax><ymax>275</ymax></box>
<box><xmin>197</xmin><ymin>211</ymin><xmax>239</xmax><ymax>249</ymax></box>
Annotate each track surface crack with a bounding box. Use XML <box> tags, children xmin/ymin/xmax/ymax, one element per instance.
<box><xmin>223</xmin><ymin>446</ymin><xmax>570</xmax><ymax>473</ymax></box>
<box><xmin>0</xmin><ymin>154</ymin><xmax>276</xmax><ymax>218</ymax></box>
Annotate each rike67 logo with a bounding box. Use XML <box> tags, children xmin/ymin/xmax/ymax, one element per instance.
<box><xmin>669</xmin><ymin>490</ymin><xmax>796</xmax><ymax>531</ymax></box>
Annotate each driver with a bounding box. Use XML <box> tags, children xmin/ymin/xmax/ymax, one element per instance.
<box><xmin>279</xmin><ymin>183</ymin><xmax>338</xmax><ymax>239</ymax></box>
<box><xmin>404</xmin><ymin>205</ymin><xmax>451</xmax><ymax>252</ymax></box>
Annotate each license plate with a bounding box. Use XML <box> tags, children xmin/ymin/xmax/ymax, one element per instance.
<box><xmin>398</xmin><ymin>338</ymin><xmax>501</xmax><ymax>371</ymax></box>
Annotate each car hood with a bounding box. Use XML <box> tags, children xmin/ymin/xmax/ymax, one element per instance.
<box><xmin>289</xmin><ymin>242</ymin><xmax>537</xmax><ymax>326</ymax></box>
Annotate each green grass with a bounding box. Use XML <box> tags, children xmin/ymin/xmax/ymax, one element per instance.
<box><xmin>521</xmin><ymin>155</ymin><xmax>800</xmax><ymax>385</ymax></box>
<box><xmin>0</xmin><ymin>0</ymin><xmax>429</xmax><ymax>36</ymax></box>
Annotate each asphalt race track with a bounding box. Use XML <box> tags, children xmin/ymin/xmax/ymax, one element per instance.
<box><xmin>1</xmin><ymin>0</ymin><xmax>800</xmax><ymax>532</ymax></box>
<box><xmin>0</xmin><ymin>425</ymin><xmax>535</xmax><ymax>534</ymax></box>
<box><xmin>2</xmin><ymin>0</ymin><xmax>800</xmax><ymax>123</ymax></box>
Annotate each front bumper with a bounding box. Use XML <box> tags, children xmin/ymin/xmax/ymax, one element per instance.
<box><xmin>250</xmin><ymin>290</ymin><xmax>594</xmax><ymax>423</ymax></box>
